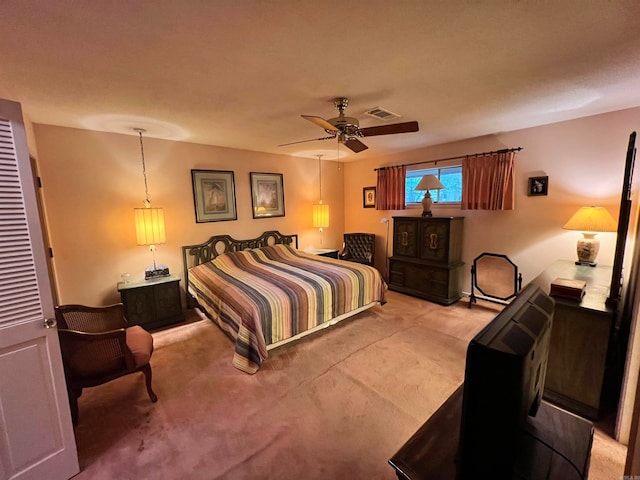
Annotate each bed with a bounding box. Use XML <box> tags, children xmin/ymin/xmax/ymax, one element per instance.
<box><xmin>182</xmin><ymin>231</ymin><xmax>387</xmax><ymax>373</ymax></box>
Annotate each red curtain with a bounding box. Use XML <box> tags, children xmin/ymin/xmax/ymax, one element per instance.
<box><xmin>461</xmin><ymin>151</ymin><xmax>516</xmax><ymax>210</ymax></box>
<box><xmin>376</xmin><ymin>165</ymin><xmax>406</xmax><ymax>210</ymax></box>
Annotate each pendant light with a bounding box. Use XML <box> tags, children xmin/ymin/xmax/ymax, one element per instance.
<box><xmin>133</xmin><ymin>128</ymin><xmax>169</xmax><ymax>279</ymax></box>
<box><xmin>312</xmin><ymin>154</ymin><xmax>329</xmax><ymax>244</ymax></box>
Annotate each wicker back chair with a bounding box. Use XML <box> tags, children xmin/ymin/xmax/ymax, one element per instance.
<box><xmin>339</xmin><ymin>233</ymin><xmax>375</xmax><ymax>267</ymax></box>
<box><xmin>55</xmin><ymin>303</ymin><xmax>157</xmax><ymax>425</ymax></box>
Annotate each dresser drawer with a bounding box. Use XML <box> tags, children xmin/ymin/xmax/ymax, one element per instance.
<box><xmin>389</xmin><ymin>259</ymin><xmax>463</xmax><ymax>305</ymax></box>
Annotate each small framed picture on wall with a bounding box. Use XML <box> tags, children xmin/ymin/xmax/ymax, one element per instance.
<box><xmin>363</xmin><ymin>186</ymin><xmax>376</xmax><ymax>208</ymax></box>
<box><xmin>527</xmin><ymin>176</ymin><xmax>548</xmax><ymax>196</ymax></box>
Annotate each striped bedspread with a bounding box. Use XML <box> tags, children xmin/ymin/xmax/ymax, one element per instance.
<box><xmin>188</xmin><ymin>244</ymin><xmax>386</xmax><ymax>373</ymax></box>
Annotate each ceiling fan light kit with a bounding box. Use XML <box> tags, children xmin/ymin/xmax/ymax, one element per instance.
<box><xmin>279</xmin><ymin>97</ymin><xmax>420</xmax><ymax>153</ymax></box>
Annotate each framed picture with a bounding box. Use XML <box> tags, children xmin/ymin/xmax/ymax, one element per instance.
<box><xmin>363</xmin><ymin>186</ymin><xmax>376</xmax><ymax>208</ymax></box>
<box><xmin>191</xmin><ymin>169</ymin><xmax>237</xmax><ymax>222</ymax></box>
<box><xmin>250</xmin><ymin>172</ymin><xmax>285</xmax><ymax>218</ymax></box>
<box><xmin>527</xmin><ymin>176</ymin><xmax>548</xmax><ymax>196</ymax></box>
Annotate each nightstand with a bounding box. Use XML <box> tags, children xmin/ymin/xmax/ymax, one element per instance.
<box><xmin>117</xmin><ymin>275</ymin><xmax>184</xmax><ymax>330</ymax></box>
<box><xmin>306</xmin><ymin>248</ymin><xmax>339</xmax><ymax>259</ymax></box>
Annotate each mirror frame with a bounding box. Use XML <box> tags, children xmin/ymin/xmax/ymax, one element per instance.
<box><xmin>469</xmin><ymin>252</ymin><xmax>523</xmax><ymax>308</ymax></box>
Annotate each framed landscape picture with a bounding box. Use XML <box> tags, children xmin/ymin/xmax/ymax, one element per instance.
<box><xmin>250</xmin><ymin>172</ymin><xmax>285</xmax><ymax>218</ymax></box>
<box><xmin>191</xmin><ymin>169</ymin><xmax>237</xmax><ymax>222</ymax></box>
<box><xmin>363</xmin><ymin>186</ymin><xmax>376</xmax><ymax>208</ymax></box>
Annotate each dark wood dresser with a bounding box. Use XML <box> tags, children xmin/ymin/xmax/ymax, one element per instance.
<box><xmin>530</xmin><ymin>260</ymin><xmax>616</xmax><ymax>419</ymax></box>
<box><xmin>388</xmin><ymin>216</ymin><xmax>464</xmax><ymax>305</ymax></box>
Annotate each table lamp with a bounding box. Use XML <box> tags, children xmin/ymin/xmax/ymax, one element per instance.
<box><xmin>414</xmin><ymin>174</ymin><xmax>445</xmax><ymax>216</ymax></box>
<box><xmin>563</xmin><ymin>206</ymin><xmax>617</xmax><ymax>266</ymax></box>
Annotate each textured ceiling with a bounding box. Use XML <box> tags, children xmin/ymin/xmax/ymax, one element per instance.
<box><xmin>1</xmin><ymin>1</ymin><xmax>640</xmax><ymax>161</ymax></box>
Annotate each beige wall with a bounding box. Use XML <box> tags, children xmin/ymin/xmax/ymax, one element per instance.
<box><xmin>344</xmin><ymin>107</ymin><xmax>640</xmax><ymax>289</ymax></box>
<box><xmin>33</xmin><ymin>126</ymin><xmax>345</xmax><ymax>306</ymax></box>
<box><xmin>33</xmin><ymin>108</ymin><xmax>640</xmax><ymax>305</ymax></box>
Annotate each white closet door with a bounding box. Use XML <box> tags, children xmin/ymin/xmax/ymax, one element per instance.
<box><xmin>0</xmin><ymin>99</ymin><xmax>79</xmax><ymax>480</ymax></box>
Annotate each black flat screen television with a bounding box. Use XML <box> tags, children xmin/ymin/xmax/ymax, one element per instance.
<box><xmin>457</xmin><ymin>283</ymin><xmax>555</xmax><ymax>479</ymax></box>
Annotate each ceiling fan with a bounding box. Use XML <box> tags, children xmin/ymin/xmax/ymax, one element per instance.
<box><xmin>278</xmin><ymin>97</ymin><xmax>419</xmax><ymax>153</ymax></box>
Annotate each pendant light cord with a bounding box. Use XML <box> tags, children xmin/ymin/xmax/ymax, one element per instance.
<box><xmin>317</xmin><ymin>154</ymin><xmax>323</xmax><ymax>203</ymax></box>
<box><xmin>136</xmin><ymin>128</ymin><xmax>151</xmax><ymax>207</ymax></box>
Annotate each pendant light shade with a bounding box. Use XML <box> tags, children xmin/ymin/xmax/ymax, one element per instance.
<box><xmin>313</xmin><ymin>154</ymin><xmax>330</xmax><ymax>232</ymax></box>
<box><xmin>313</xmin><ymin>202</ymin><xmax>330</xmax><ymax>229</ymax></box>
<box><xmin>135</xmin><ymin>206</ymin><xmax>166</xmax><ymax>246</ymax></box>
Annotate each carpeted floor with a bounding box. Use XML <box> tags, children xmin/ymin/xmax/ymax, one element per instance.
<box><xmin>71</xmin><ymin>291</ymin><xmax>626</xmax><ymax>479</ymax></box>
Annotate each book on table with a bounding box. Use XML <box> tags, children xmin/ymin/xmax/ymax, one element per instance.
<box><xmin>549</xmin><ymin>277</ymin><xmax>587</xmax><ymax>300</ymax></box>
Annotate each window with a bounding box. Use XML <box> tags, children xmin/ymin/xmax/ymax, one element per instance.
<box><xmin>406</xmin><ymin>165</ymin><xmax>462</xmax><ymax>205</ymax></box>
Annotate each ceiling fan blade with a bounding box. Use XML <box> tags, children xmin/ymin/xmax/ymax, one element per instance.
<box><xmin>344</xmin><ymin>138</ymin><xmax>368</xmax><ymax>153</ymax></box>
<box><xmin>359</xmin><ymin>121</ymin><xmax>419</xmax><ymax>137</ymax></box>
<box><xmin>277</xmin><ymin>135</ymin><xmax>336</xmax><ymax>147</ymax></box>
<box><xmin>301</xmin><ymin>115</ymin><xmax>339</xmax><ymax>132</ymax></box>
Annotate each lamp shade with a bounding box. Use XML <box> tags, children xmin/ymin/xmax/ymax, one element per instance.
<box><xmin>563</xmin><ymin>206</ymin><xmax>617</xmax><ymax>233</ymax></box>
<box><xmin>135</xmin><ymin>207</ymin><xmax>166</xmax><ymax>245</ymax></box>
<box><xmin>414</xmin><ymin>174</ymin><xmax>445</xmax><ymax>191</ymax></box>
<box><xmin>312</xmin><ymin>203</ymin><xmax>330</xmax><ymax>229</ymax></box>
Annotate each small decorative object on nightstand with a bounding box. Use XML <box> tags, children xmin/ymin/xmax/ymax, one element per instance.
<box><xmin>117</xmin><ymin>275</ymin><xmax>184</xmax><ymax>330</ymax></box>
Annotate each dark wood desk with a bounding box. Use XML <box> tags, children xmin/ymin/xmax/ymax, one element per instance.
<box><xmin>530</xmin><ymin>260</ymin><xmax>616</xmax><ymax>419</ymax></box>
<box><xmin>389</xmin><ymin>386</ymin><xmax>593</xmax><ymax>479</ymax></box>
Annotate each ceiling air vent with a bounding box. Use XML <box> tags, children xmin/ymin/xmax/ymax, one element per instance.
<box><xmin>365</xmin><ymin>107</ymin><xmax>401</xmax><ymax>121</ymax></box>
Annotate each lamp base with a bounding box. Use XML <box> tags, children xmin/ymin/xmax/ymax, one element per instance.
<box><xmin>575</xmin><ymin>260</ymin><xmax>597</xmax><ymax>267</ymax></box>
<box><xmin>145</xmin><ymin>264</ymin><xmax>170</xmax><ymax>279</ymax></box>
<box><xmin>575</xmin><ymin>233</ymin><xmax>599</xmax><ymax>268</ymax></box>
<box><xmin>421</xmin><ymin>192</ymin><xmax>433</xmax><ymax>217</ymax></box>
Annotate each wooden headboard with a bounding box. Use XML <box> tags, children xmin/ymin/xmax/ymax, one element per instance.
<box><xmin>181</xmin><ymin>230</ymin><xmax>298</xmax><ymax>307</ymax></box>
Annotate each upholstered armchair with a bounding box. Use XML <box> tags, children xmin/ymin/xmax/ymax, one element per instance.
<box><xmin>55</xmin><ymin>303</ymin><xmax>157</xmax><ymax>425</ymax></box>
<box><xmin>339</xmin><ymin>233</ymin><xmax>375</xmax><ymax>267</ymax></box>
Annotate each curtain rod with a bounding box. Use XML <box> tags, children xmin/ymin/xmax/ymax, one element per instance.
<box><xmin>373</xmin><ymin>147</ymin><xmax>523</xmax><ymax>171</ymax></box>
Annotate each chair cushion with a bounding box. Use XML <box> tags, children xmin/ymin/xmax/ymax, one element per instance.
<box><xmin>126</xmin><ymin>326</ymin><xmax>154</xmax><ymax>367</ymax></box>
